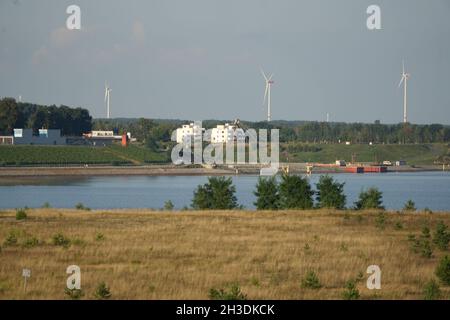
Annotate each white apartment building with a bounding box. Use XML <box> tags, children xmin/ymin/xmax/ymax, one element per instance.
<box><xmin>211</xmin><ymin>123</ymin><xmax>245</xmax><ymax>144</ymax></box>
<box><xmin>176</xmin><ymin>123</ymin><xmax>205</xmax><ymax>143</ymax></box>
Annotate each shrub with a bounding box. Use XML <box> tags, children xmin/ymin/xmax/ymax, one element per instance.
<box><xmin>209</xmin><ymin>283</ymin><xmax>247</xmax><ymax>300</ymax></box>
<box><xmin>15</xmin><ymin>209</ymin><xmax>27</xmax><ymax>220</ymax></box>
<box><xmin>65</xmin><ymin>288</ymin><xmax>84</xmax><ymax>300</ymax></box>
<box><xmin>301</xmin><ymin>271</ymin><xmax>322</xmax><ymax>289</ymax></box>
<box><xmin>279</xmin><ymin>174</ymin><xmax>314</xmax><ymax>209</ymax></box>
<box><xmin>164</xmin><ymin>200</ymin><xmax>174</xmax><ymax>211</ymax></box>
<box><xmin>433</xmin><ymin>221</ymin><xmax>449</xmax><ymax>251</ymax></box>
<box><xmin>315</xmin><ymin>175</ymin><xmax>346</xmax><ymax>209</ymax></box>
<box><xmin>420</xmin><ymin>240</ymin><xmax>433</xmax><ymax>258</ymax></box>
<box><xmin>408</xmin><ymin>235</ymin><xmax>420</xmax><ymax>253</ymax></box>
<box><xmin>403</xmin><ymin>200</ymin><xmax>416</xmax><ymax>211</ymax></box>
<box><xmin>342</xmin><ymin>280</ymin><xmax>360</xmax><ymax>300</ymax></box>
<box><xmin>375</xmin><ymin>212</ymin><xmax>386</xmax><ymax>230</ymax></box>
<box><xmin>435</xmin><ymin>255</ymin><xmax>450</xmax><ymax>285</ymax></box>
<box><xmin>42</xmin><ymin>202</ymin><xmax>51</xmax><ymax>209</ymax></box>
<box><xmin>253</xmin><ymin>177</ymin><xmax>280</xmax><ymax>210</ymax></box>
<box><xmin>71</xmin><ymin>238</ymin><xmax>86</xmax><ymax>247</ymax></box>
<box><xmin>94</xmin><ymin>282</ymin><xmax>112</xmax><ymax>300</ymax></box>
<box><xmin>407</xmin><ymin>232</ymin><xmax>432</xmax><ymax>258</ymax></box>
<box><xmin>423</xmin><ymin>279</ymin><xmax>441</xmax><ymax>300</ymax></box>
<box><xmin>95</xmin><ymin>233</ymin><xmax>105</xmax><ymax>241</ymax></box>
<box><xmin>52</xmin><ymin>233</ymin><xmax>71</xmax><ymax>248</ymax></box>
<box><xmin>75</xmin><ymin>203</ymin><xmax>90</xmax><ymax>211</ymax></box>
<box><xmin>192</xmin><ymin>177</ymin><xmax>239</xmax><ymax>210</ymax></box>
<box><xmin>394</xmin><ymin>221</ymin><xmax>403</xmax><ymax>230</ymax></box>
<box><xmin>3</xmin><ymin>231</ymin><xmax>18</xmax><ymax>246</ymax></box>
<box><xmin>22</xmin><ymin>237</ymin><xmax>40</xmax><ymax>248</ymax></box>
<box><xmin>354</xmin><ymin>187</ymin><xmax>384</xmax><ymax>210</ymax></box>
<box><xmin>421</xmin><ymin>226</ymin><xmax>431</xmax><ymax>239</ymax></box>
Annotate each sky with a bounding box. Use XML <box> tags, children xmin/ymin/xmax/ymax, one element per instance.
<box><xmin>0</xmin><ymin>0</ymin><xmax>449</xmax><ymax>124</ymax></box>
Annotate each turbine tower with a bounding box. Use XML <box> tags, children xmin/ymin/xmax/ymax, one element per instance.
<box><xmin>104</xmin><ymin>82</ymin><xmax>112</xmax><ymax>119</ymax></box>
<box><xmin>398</xmin><ymin>61</ymin><xmax>410</xmax><ymax>123</ymax></box>
<box><xmin>261</xmin><ymin>68</ymin><xmax>274</xmax><ymax>122</ymax></box>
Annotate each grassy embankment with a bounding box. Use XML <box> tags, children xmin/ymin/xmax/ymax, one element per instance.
<box><xmin>282</xmin><ymin>143</ymin><xmax>449</xmax><ymax>165</ymax></box>
<box><xmin>0</xmin><ymin>209</ymin><xmax>449</xmax><ymax>299</ymax></box>
<box><xmin>0</xmin><ymin>143</ymin><xmax>448</xmax><ymax>166</ymax></box>
<box><xmin>0</xmin><ymin>144</ymin><xmax>168</xmax><ymax>166</ymax></box>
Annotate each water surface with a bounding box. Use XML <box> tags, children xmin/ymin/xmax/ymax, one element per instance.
<box><xmin>0</xmin><ymin>172</ymin><xmax>449</xmax><ymax>210</ymax></box>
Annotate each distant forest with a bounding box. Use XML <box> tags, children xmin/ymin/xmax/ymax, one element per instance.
<box><xmin>1</xmin><ymin>97</ymin><xmax>449</xmax><ymax>144</ymax></box>
<box><xmin>0</xmin><ymin>98</ymin><xmax>92</xmax><ymax>136</ymax></box>
<box><xmin>94</xmin><ymin>118</ymin><xmax>450</xmax><ymax>146</ymax></box>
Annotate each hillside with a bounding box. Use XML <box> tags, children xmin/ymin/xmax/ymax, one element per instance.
<box><xmin>282</xmin><ymin>143</ymin><xmax>449</xmax><ymax>165</ymax></box>
<box><xmin>0</xmin><ymin>145</ymin><xmax>168</xmax><ymax>166</ymax></box>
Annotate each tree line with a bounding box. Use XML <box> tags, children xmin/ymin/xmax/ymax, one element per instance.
<box><xmin>93</xmin><ymin>118</ymin><xmax>450</xmax><ymax>145</ymax></box>
<box><xmin>2</xmin><ymin>96</ymin><xmax>448</xmax><ymax>144</ymax></box>
<box><xmin>276</xmin><ymin>121</ymin><xmax>450</xmax><ymax>144</ymax></box>
<box><xmin>0</xmin><ymin>98</ymin><xmax>92</xmax><ymax>136</ymax></box>
<box><xmin>190</xmin><ymin>175</ymin><xmax>388</xmax><ymax>211</ymax></box>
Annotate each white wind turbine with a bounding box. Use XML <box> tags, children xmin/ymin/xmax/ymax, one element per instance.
<box><xmin>261</xmin><ymin>68</ymin><xmax>274</xmax><ymax>122</ymax></box>
<box><xmin>104</xmin><ymin>82</ymin><xmax>112</xmax><ymax>119</ymax></box>
<box><xmin>398</xmin><ymin>60</ymin><xmax>411</xmax><ymax>123</ymax></box>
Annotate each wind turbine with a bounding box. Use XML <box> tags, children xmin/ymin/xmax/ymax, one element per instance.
<box><xmin>261</xmin><ymin>68</ymin><xmax>274</xmax><ymax>122</ymax></box>
<box><xmin>398</xmin><ymin>61</ymin><xmax>410</xmax><ymax>123</ymax></box>
<box><xmin>104</xmin><ymin>82</ymin><xmax>112</xmax><ymax>119</ymax></box>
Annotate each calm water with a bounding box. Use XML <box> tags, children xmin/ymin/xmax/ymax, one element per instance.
<box><xmin>0</xmin><ymin>172</ymin><xmax>449</xmax><ymax>210</ymax></box>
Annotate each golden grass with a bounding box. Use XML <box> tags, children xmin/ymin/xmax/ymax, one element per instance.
<box><xmin>0</xmin><ymin>209</ymin><xmax>449</xmax><ymax>300</ymax></box>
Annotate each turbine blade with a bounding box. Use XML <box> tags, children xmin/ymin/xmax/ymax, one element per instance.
<box><xmin>402</xmin><ymin>60</ymin><xmax>405</xmax><ymax>74</ymax></box>
<box><xmin>263</xmin><ymin>83</ymin><xmax>269</xmax><ymax>105</ymax></box>
<box><xmin>260</xmin><ymin>67</ymin><xmax>268</xmax><ymax>81</ymax></box>
<box><xmin>268</xmin><ymin>74</ymin><xmax>274</xmax><ymax>81</ymax></box>
<box><xmin>398</xmin><ymin>76</ymin><xmax>405</xmax><ymax>88</ymax></box>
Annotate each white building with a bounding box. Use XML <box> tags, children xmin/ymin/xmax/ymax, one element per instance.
<box><xmin>176</xmin><ymin>123</ymin><xmax>205</xmax><ymax>143</ymax></box>
<box><xmin>91</xmin><ymin>131</ymin><xmax>114</xmax><ymax>137</ymax></box>
<box><xmin>211</xmin><ymin>123</ymin><xmax>245</xmax><ymax>144</ymax></box>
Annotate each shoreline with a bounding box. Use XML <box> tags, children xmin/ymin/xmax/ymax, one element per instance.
<box><xmin>0</xmin><ymin>164</ymin><xmax>447</xmax><ymax>177</ymax></box>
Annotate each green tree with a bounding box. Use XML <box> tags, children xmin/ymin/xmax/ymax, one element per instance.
<box><xmin>253</xmin><ymin>177</ymin><xmax>280</xmax><ymax>210</ymax></box>
<box><xmin>315</xmin><ymin>175</ymin><xmax>346</xmax><ymax>209</ymax></box>
<box><xmin>192</xmin><ymin>177</ymin><xmax>239</xmax><ymax>210</ymax></box>
<box><xmin>435</xmin><ymin>255</ymin><xmax>450</xmax><ymax>285</ymax></box>
<box><xmin>279</xmin><ymin>174</ymin><xmax>314</xmax><ymax>209</ymax></box>
<box><xmin>403</xmin><ymin>200</ymin><xmax>416</xmax><ymax>211</ymax></box>
<box><xmin>354</xmin><ymin>187</ymin><xmax>384</xmax><ymax>210</ymax></box>
<box><xmin>0</xmin><ymin>98</ymin><xmax>19</xmax><ymax>134</ymax></box>
<box><xmin>433</xmin><ymin>221</ymin><xmax>450</xmax><ymax>251</ymax></box>
<box><xmin>164</xmin><ymin>200</ymin><xmax>174</xmax><ymax>211</ymax></box>
<box><xmin>423</xmin><ymin>279</ymin><xmax>441</xmax><ymax>300</ymax></box>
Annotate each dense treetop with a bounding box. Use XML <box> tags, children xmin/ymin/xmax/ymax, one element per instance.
<box><xmin>0</xmin><ymin>98</ymin><xmax>92</xmax><ymax>136</ymax></box>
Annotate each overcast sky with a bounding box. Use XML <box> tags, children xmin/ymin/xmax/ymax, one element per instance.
<box><xmin>0</xmin><ymin>0</ymin><xmax>449</xmax><ymax>124</ymax></box>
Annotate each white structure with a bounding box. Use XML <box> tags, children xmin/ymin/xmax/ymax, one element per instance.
<box><xmin>398</xmin><ymin>61</ymin><xmax>411</xmax><ymax>123</ymax></box>
<box><xmin>211</xmin><ymin>123</ymin><xmax>245</xmax><ymax>144</ymax></box>
<box><xmin>176</xmin><ymin>123</ymin><xmax>205</xmax><ymax>144</ymax></box>
<box><xmin>91</xmin><ymin>131</ymin><xmax>114</xmax><ymax>137</ymax></box>
<box><xmin>261</xmin><ymin>68</ymin><xmax>274</xmax><ymax>122</ymax></box>
<box><xmin>104</xmin><ymin>82</ymin><xmax>112</xmax><ymax>119</ymax></box>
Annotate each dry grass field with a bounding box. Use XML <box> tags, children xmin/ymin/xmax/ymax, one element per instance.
<box><xmin>0</xmin><ymin>209</ymin><xmax>449</xmax><ymax>300</ymax></box>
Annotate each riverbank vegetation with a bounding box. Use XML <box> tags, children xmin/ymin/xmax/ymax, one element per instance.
<box><xmin>0</xmin><ymin>209</ymin><xmax>449</xmax><ymax>299</ymax></box>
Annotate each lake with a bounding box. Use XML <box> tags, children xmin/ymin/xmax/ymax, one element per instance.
<box><xmin>0</xmin><ymin>172</ymin><xmax>449</xmax><ymax>210</ymax></box>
